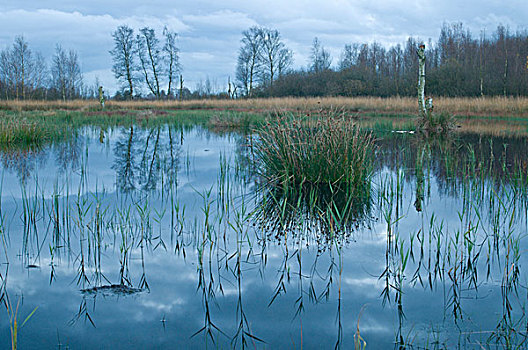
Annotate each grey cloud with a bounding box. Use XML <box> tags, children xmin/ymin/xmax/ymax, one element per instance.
<box><xmin>0</xmin><ymin>2</ymin><xmax>525</xmax><ymax>94</ymax></box>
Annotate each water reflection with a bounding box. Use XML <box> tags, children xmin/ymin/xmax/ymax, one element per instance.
<box><xmin>0</xmin><ymin>127</ymin><xmax>527</xmax><ymax>348</ymax></box>
<box><xmin>254</xmin><ymin>183</ymin><xmax>373</xmax><ymax>241</ymax></box>
<box><xmin>113</xmin><ymin>125</ymin><xmax>181</xmax><ymax>192</ymax></box>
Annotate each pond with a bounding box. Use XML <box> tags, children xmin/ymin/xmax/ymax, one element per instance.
<box><xmin>1</xmin><ymin>124</ymin><xmax>528</xmax><ymax>349</ymax></box>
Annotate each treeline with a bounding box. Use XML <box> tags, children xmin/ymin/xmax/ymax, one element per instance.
<box><xmin>0</xmin><ymin>36</ymin><xmax>96</xmax><ymax>100</ymax></box>
<box><xmin>0</xmin><ymin>24</ymin><xmax>182</xmax><ymax>101</ymax></box>
<box><xmin>253</xmin><ymin>23</ymin><xmax>528</xmax><ymax>98</ymax></box>
<box><xmin>1</xmin><ymin>22</ymin><xmax>527</xmax><ymax>100</ymax></box>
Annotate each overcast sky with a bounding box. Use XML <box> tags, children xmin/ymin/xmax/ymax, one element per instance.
<box><xmin>0</xmin><ymin>0</ymin><xmax>526</xmax><ymax>94</ymax></box>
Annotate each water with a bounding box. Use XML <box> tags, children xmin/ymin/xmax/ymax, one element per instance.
<box><xmin>1</xmin><ymin>125</ymin><xmax>528</xmax><ymax>348</ymax></box>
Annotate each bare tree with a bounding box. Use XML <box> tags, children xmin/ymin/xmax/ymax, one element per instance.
<box><xmin>32</xmin><ymin>52</ymin><xmax>48</xmax><ymax>98</ymax></box>
<box><xmin>310</xmin><ymin>37</ymin><xmax>332</xmax><ymax>72</ymax></box>
<box><xmin>387</xmin><ymin>44</ymin><xmax>403</xmax><ymax>95</ymax></box>
<box><xmin>339</xmin><ymin>43</ymin><xmax>360</xmax><ymax>70</ymax></box>
<box><xmin>277</xmin><ymin>47</ymin><xmax>293</xmax><ymax>77</ymax></box>
<box><xmin>236</xmin><ymin>27</ymin><xmax>262</xmax><ymax>97</ymax></box>
<box><xmin>163</xmin><ymin>27</ymin><xmax>180</xmax><ymax>99</ymax></box>
<box><xmin>66</xmin><ymin>49</ymin><xmax>83</xmax><ymax>99</ymax></box>
<box><xmin>257</xmin><ymin>27</ymin><xmax>292</xmax><ymax>95</ymax></box>
<box><xmin>110</xmin><ymin>25</ymin><xmax>138</xmax><ymax>99</ymax></box>
<box><xmin>51</xmin><ymin>45</ymin><xmax>82</xmax><ymax>100</ymax></box>
<box><xmin>236</xmin><ymin>47</ymin><xmax>252</xmax><ymax>96</ymax></box>
<box><xmin>11</xmin><ymin>36</ymin><xmax>33</xmax><ymax>99</ymax></box>
<box><xmin>0</xmin><ymin>50</ymin><xmax>13</xmax><ymax>99</ymax></box>
<box><xmin>51</xmin><ymin>45</ymin><xmax>67</xmax><ymax>100</ymax></box>
<box><xmin>137</xmin><ymin>27</ymin><xmax>163</xmax><ymax>99</ymax></box>
<box><xmin>0</xmin><ymin>36</ymin><xmax>48</xmax><ymax>100</ymax></box>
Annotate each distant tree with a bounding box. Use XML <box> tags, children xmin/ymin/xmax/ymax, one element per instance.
<box><xmin>10</xmin><ymin>36</ymin><xmax>33</xmax><ymax>99</ymax></box>
<box><xmin>339</xmin><ymin>44</ymin><xmax>360</xmax><ymax>70</ymax></box>
<box><xmin>0</xmin><ymin>51</ymin><xmax>12</xmax><ymax>99</ymax></box>
<box><xmin>257</xmin><ymin>27</ymin><xmax>293</xmax><ymax>95</ymax></box>
<box><xmin>30</xmin><ymin>52</ymin><xmax>48</xmax><ymax>99</ymax></box>
<box><xmin>163</xmin><ymin>27</ymin><xmax>180</xmax><ymax>98</ymax></box>
<box><xmin>0</xmin><ymin>36</ymin><xmax>47</xmax><ymax>99</ymax></box>
<box><xmin>236</xmin><ymin>27</ymin><xmax>262</xmax><ymax>97</ymax></box>
<box><xmin>277</xmin><ymin>46</ymin><xmax>293</xmax><ymax>77</ymax></box>
<box><xmin>66</xmin><ymin>49</ymin><xmax>83</xmax><ymax>99</ymax></box>
<box><xmin>110</xmin><ymin>25</ymin><xmax>138</xmax><ymax>99</ymax></box>
<box><xmin>51</xmin><ymin>45</ymin><xmax>83</xmax><ymax>100</ymax></box>
<box><xmin>386</xmin><ymin>44</ymin><xmax>403</xmax><ymax>95</ymax></box>
<box><xmin>236</xmin><ymin>47</ymin><xmax>252</xmax><ymax>96</ymax></box>
<box><xmin>309</xmin><ymin>37</ymin><xmax>332</xmax><ymax>72</ymax></box>
<box><xmin>137</xmin><ymin>27</ymin><xmax>163</xmax><ymax>99</ymax></box>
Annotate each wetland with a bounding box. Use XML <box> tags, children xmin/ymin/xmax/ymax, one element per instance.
<box><xmin>0</xmin><ymin>108</ymin><xmax>528</xmax><ymax>348</ymax></box>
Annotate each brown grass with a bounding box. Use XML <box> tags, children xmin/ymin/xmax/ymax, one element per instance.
<box><xmin>2</xmin><ymin>97</ymin><xmax>528</xmax><ymax>136</ymax></box>
<box><xmin>2</xmin><ymin>96</ymin><xmax>528</xmax><ymax>117</ymax></box>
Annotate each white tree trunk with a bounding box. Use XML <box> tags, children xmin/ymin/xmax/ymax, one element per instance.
<box><xmin>417</xmin><ymin>46</ymin><xmax>426</xmax><ymax>117</ymax></box>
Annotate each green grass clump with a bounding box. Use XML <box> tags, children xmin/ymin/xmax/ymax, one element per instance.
<box><xmin>0</xmin><ymin>118</ymin><xmax>49</xmax><ymax>145</ymax></box>
<box><xmin>207</xmin><ymin>111</ymin><xmax>265</xmax><ymax>130</ymax></box>
<box><xmin>255</xmin><ymin>113</ymin><xmax>374</xmax><ymax>200</ymax></box>
<box><xmin>0</xmin><ymin>113</ymin><xmax>74</xmax><ymax>149</ymax></box>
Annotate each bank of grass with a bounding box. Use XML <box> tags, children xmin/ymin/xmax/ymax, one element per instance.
<box><xmin>0</xmin><ymin>109</ymin><xmax>268</xmax><ymax>147</ymax></box>
<box><xmin>1</xmin><ymin>96</ymin><xmax>528</xmax><ymax>146</ymax></box>
<box><xmin>0</xmin><ymin>109</ymin><xmax>265</xmax><ymax>129</ymax></box>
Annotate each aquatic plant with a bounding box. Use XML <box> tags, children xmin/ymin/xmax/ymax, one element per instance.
<box><xmin>252</xmin><ymin>112</ymin><xmax>375</xmax><ymax>236</ymax></box>
<box><xmin>5</xmin><ymin>295</ymin><xmax>38</xmax><ymax>350</ymax></box>
<box><xmin>255</xmin><ymin>113</ymin><xmax>374</xmax><ymax>196</ymax></box>
<box><xmin>417</xmin><ymin>111</ymin><xmax>456</xmax><ymax>135</ymax></box>
<box><xmin>0</xmin><ymin>118</ymin><xmax>48</xmax><ymax>146</ymax></box>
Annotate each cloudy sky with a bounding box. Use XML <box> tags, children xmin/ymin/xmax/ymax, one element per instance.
<box><xmin>0</xmin><ymin>0</ymin><xmax>526</xmax><ymax>94</ymax></box>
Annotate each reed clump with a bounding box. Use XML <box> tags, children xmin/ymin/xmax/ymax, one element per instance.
<box><xmin>255</xmin><ymin>112</ymin><xmax>374</xmax><ymax>199</ymax></box>
<box><xmin>0</xmin><ymin>118</ymin><xmax>48</xmax><ymax>145</ymax></box>
<box><xmin>207</xmin><ymin>111</ymin><xmax>262</xmax><ymax>130</ymax></box>
<box><xmin>0</xmin><ymin>113</ymin><xmax>74</xmax><ymax>148</ymax></box>
<box><xmin>417</xmin><ymin>111</ymin><xmax>456</xmax><ymax>135</ymax></box>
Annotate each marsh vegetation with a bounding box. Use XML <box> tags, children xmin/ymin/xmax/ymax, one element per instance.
<box><xmin>0</xmin><ymin>107</ymin><xmax>528</xmax><ymax>348</ymax></box>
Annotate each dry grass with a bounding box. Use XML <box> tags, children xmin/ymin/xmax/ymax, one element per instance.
<box><xmin>2</xmin><ymin>97</ymin><xmax>528</xmax><ymax>136</ymax></box>
<box><xmin>2</xmin><ymin>96</ymin><xmax>528</xmax><ymax>116</ymax></box>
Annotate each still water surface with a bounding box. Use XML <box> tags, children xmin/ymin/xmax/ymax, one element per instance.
<box><xmin>0</xmin><ymin>125</ymin><xmax>527</xmax><ymax>348</ymax></box>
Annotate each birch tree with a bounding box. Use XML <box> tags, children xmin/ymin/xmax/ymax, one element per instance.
<box><xmin>137</xmin><ymin>27</ymin><xmax>163</xmax><ymax>98</ymax></box>
<box><xmin>163</xmin><ymin>27</ymin><xmax>181</xmax><ymax>98</ymax></box>
<box><xmin>236</xmin><ymin>27</ymin><xmax>262</xmax><ymax>97</ymax></box>
<box><xmin>110</xmin><ymin>25</ymin><xmax>138</xmax><ymax>99</ymax></box>
<box><xmin>0</xmin><ymin>36</ymin><xmax>48</xmax><ymax>100</ymax></box>
<box><xmin>257</xmin><ymin>27</ymin><xmax>292</xmax><ymax>95</ymax></box>
<box><xmin>51</xmin><ymin>45</ymin><xmax>83</xmax><ymax>100</ymax></box>
<box><xmin>417</xmin><ymin>44</ymin><xmax>426</xmax><ymax>117</ymax></box>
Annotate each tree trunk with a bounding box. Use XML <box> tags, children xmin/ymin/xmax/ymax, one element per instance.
<box><xmin>417</xmin><ymin>45</ymin><xmax>426</xmax><ymax>117</ymax></box>
<box><xmin>179</xmin><ymin>75</ymin><xmax>184</xmax><ymax>101</ymax></box>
